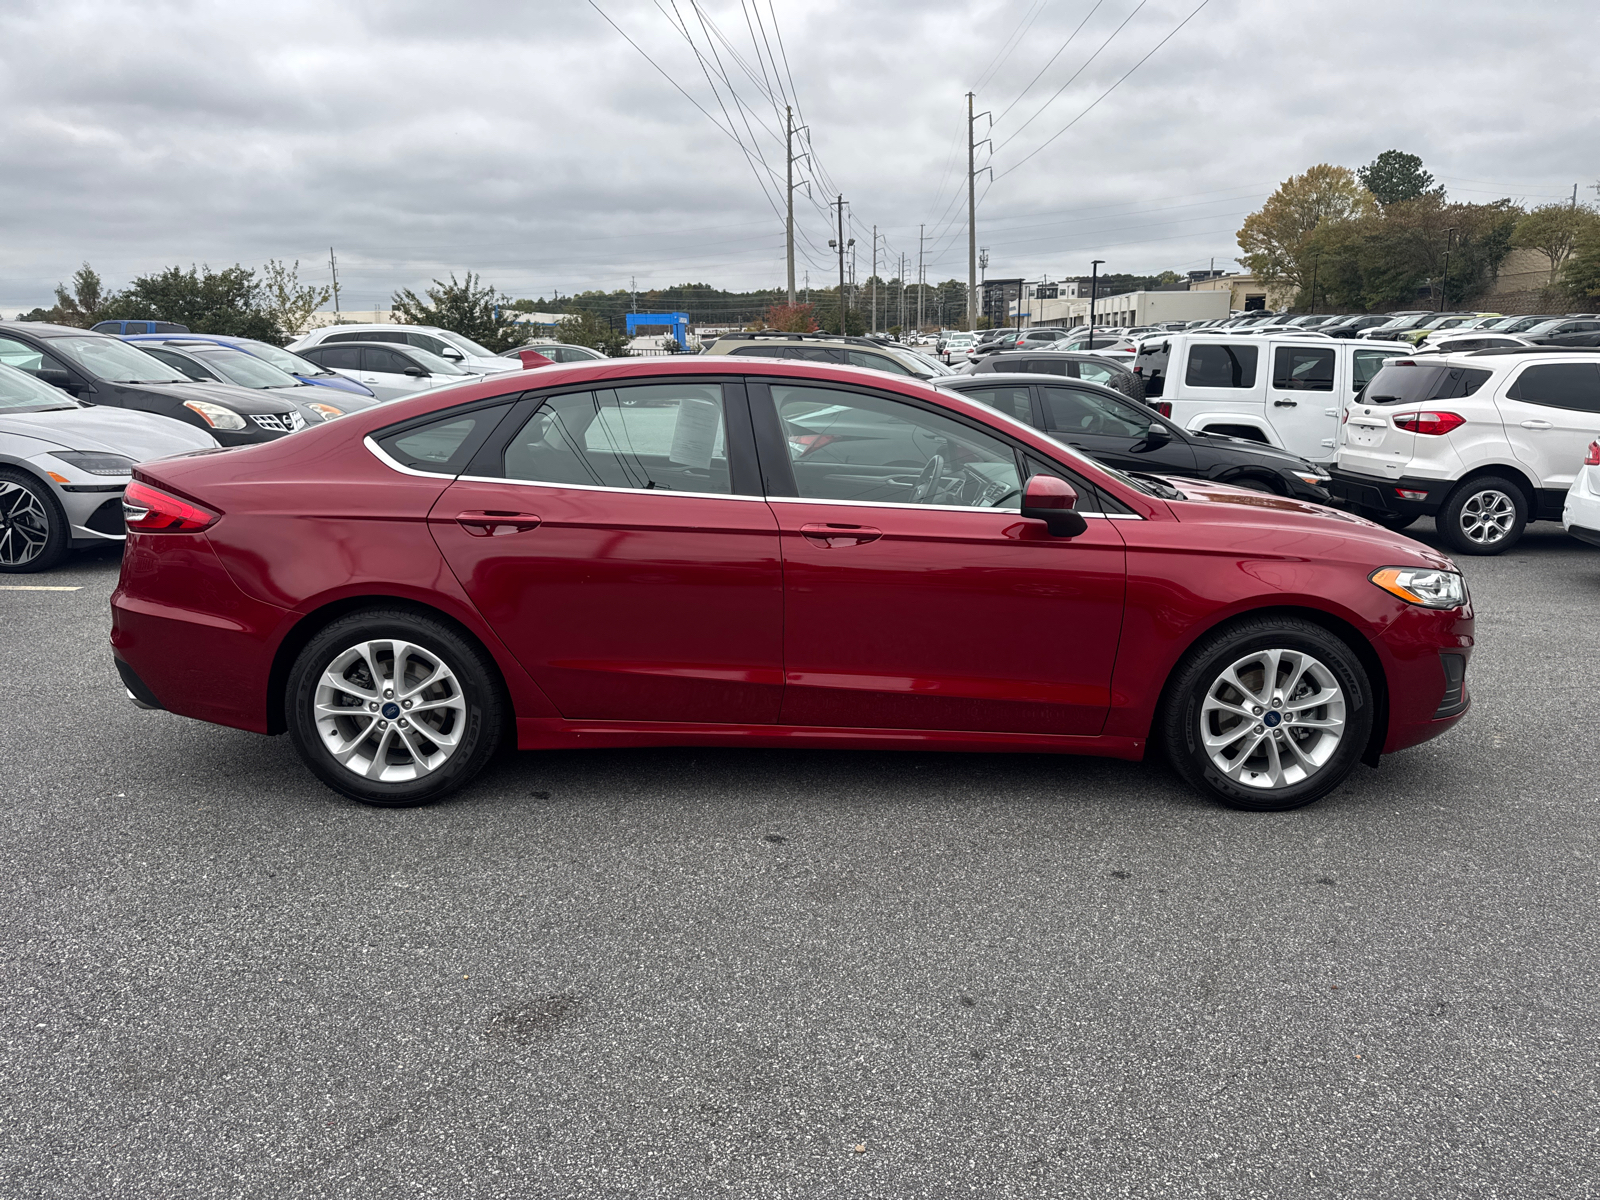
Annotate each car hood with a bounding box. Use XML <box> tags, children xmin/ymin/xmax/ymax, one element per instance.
<box><xmin>1193</xmin><ymin>432</ymin><xmax>1322</xmax><ymax>469</ymax></box>
<box><xmin>468</xmin><ymin>357</ymin><xmax>519</xmax><ymax>373</ymax></box>
<box><xmin>0</xmin><ymin>405</ymin><xmax>218</xmax><ymax>458</ymax></box>
<box><xmin>1162</xmin><ymin>477</ymin><xmax>1457</xmax><ymax>570</ymax></box>
<box><xmin>136</xmin><ymin>380</ymin><xmax>303</xmax><ymax>414</ymax></box>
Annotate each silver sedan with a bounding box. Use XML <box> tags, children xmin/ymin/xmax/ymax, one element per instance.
<box><xmin>0</xmin><ymin>363</ymin><xmax>216</xmax><ymax>572</ymax></box>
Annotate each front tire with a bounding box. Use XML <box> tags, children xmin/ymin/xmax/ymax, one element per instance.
<box><xmin>0</xmin><ymin>469</ymin><xmax>70</xmax><ymax>573</ymax></box>
<box><xmin>1160</xmin><ymin>617</ymin><xmax>1374</xmax><ymax>812</ymax></box>
<box><xmin>286</xmin><ymin>609</ymin><xmax>505</xmax><ymax>807</ymax></box>
<box><xmin>1436</xmin><ymin>476</ymin><xmax>1526</xmax><ymax>555</ymax></box>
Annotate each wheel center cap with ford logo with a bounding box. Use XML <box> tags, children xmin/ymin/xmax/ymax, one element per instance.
<box><xmin>382</xmin><ymin>702</ymin><xmax>401</xmax><ymax>719</ymax></box>
<box><xmin>1263</xmin><ymin>710</ymin><xmax>1282</xmax><ymax>728</ymax></box>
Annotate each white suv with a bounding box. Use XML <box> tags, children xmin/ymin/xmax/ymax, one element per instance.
<box><xmin>290</xmin><ymin>324</ymin><xmax>517</xmax><ymax>373</ymax></box>
<box><xmin>1329</xmin><ymin>348</ymin><xmax>1600</xmax><ymax>554</ymax></box>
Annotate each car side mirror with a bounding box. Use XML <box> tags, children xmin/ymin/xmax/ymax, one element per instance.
<box><xmin>36</xmin><ymin>367</ymin><xmax>75</xmax><ymax>392</ymax></box>
<box><xmin>438</xmin><ymin>347</ymin><xmax>464</xmax><ymax>361</ymax></box>
<box><xmin>403</xmin><ymin>366</ymin><xmax>428</xmax><ymax>377</ymax></box>
<box><xmin>1145</xmin><ymin>420</ymin><xmax>1171</xmax><ymax>441</ymax></box>
<box><xmin>1020</xmin><ymin>474</ymin><xmax>1088</xmax><ymax>538</ymax></box>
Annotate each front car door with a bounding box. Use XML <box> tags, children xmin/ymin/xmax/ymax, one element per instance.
<box><xmin>429</xmin><ymin>378</ymin><xmax>785</xmax><ymax>724</ymax></box>
<box><xmin>1266</xmin><ymin>343</ymin><xmax>1339</xmax><ymax>461</ymax></box>
<box><xmin>1494</xmin><ymin>362</ymin><xmax>1600</xmax><ymax>496</ymax></box>
<box><xmin>362</xmin><ymin>346</ymin><xmax>430</xmax><ymax>394</ymax></box>
<box><xmin>1039</xmin><ymin>383</ymin><xmax>1198</xmax><ymax>478</ymax></box>
<box><xmin>752</xmin><ymin>378</ymin><xmax>1127</xmax><ymax>735</ymax></box>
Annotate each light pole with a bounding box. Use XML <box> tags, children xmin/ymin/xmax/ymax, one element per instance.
<box><xmin>1439</xmin><ymin>226</ymin><xmax>1457</xmax><ymax>313</ymax></box>
<box><xmin>1087</xmin><ymin>260</ymin><xmax>1104</xmax><ymax>350</ymax></box>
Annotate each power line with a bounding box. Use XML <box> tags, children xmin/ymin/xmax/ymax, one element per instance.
<box><xmin>973</xmin><ymin>0</ymin><xmax>1052</xmax><ymax>92</ymax></box>
<box><xmin>996</xmin><ymin>0</ymin><xmax>1211</xmax><ymax>180</ymax></box>
<box><xmin>995</xmin><ymin>0</ymin><xmax>1149</xmax><ymax>153</ymax></box>
<box><xmin>992</xmin><ymin>0</ymin><xmax>1106</xmax><ymax>124</ymax></box>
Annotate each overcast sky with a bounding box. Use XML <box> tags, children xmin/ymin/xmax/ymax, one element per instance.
<box><xmin>1</xmin><ymin>0</ymin><xmax>1595</xmax><ymax>315</ymax></box>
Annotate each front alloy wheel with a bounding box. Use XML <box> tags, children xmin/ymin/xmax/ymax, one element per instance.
<box><xmin>287</xmin><ymin>610</ymin><xmax>504</xmax><ymax>806</ymax></box>
<box><xmin>1161</xmin><ymin>616</ymin><xmax>1373</xmax><ymax>811</ymax></box>
<box><xmin>0</xmin><ymin>469</ymin><xmax>69</xmax><ymax>573</ymax></box>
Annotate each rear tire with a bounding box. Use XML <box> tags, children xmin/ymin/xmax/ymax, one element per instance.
<box><xmin>286</xmin><ymin>609</ymin><xmax>505</xmax><ymax>807</ymax></box>
<box><xmin>0</xmin><ymin>468</ymin><xmax>70</xmax><ymax>574</ymax></box>
<box><xmin>1160</xmin><ymin>616</ymin><xmax>1373</xmax><ymax>812</ymax></box>
<box><xmin>1436</xmin><ymin>476</ymin><xmax>1526</xmax><ymax>555</ymax></box>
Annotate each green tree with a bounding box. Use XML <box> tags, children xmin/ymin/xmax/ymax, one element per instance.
<box><xmin>99</xmin><ymin>264</ymin><xmax>280</xmax><ymax>342</ymax></box>
<box><xmin>1511</xmin><ymin>203</ymin><xmax>1600</xmax><ymax>288</ymax></box>
<box><xmin>51</xmin><ymin>263</ymin><xmax>107</xmax><ymax>327</ymax></box>
<box><xmin>260</xmin><ymin>260</ymin><xmax>331</xmax><ymax>340</ymax></box>
<box><xmin>1563</xmin><ymin>222</ymin><xmax>1600</xmax><ymax>301</ymax></box>
<box><xmin>1237</xmin><ymin>165</ymin><xmax>1377</xmax><ymax>292</ymax></box>
<box><xmin>553</xmin><ymin>309</ymin><xmax>629</xmax><ymax>356</ymax></box>
<box><xmin>391</xmin><ymin>272</ymin><xmax>522</xmax><ymax>353</ymax></box>
<box><xmin>1357</xmin><ymin>150</ymin><xmax>1437</xmax><ymax>205</ymax></box>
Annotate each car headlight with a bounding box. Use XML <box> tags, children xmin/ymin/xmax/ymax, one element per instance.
<box><xmin>1370</xmin><ymin>567</ymin><xmax>1467</xmax><ymax>609</ymax></box>
<box><xmin>182</xmin><ymin>399</ymin><xmax>247</xmax><ymax>431</ymax></box>
<box><xmin>306</xmin><ymin>403</ymin><xmax>343</xmax><ymax>421</ymax></box>
<box><xmin>52</xmin><ymin>450</ymin><xmax>137</xmax><ymax>476</ymax></box>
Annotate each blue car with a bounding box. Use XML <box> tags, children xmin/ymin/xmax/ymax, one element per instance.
<box><xmin>122</xmin><ymin>334</ymin><xmax>376</xmax><ymax>398</ymax></box>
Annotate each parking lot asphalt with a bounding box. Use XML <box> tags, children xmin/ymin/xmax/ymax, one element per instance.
<box><xmin>2</xmin><ymin>523</ymin><xmax>1597</xmax><ymax>1200</ymax></box>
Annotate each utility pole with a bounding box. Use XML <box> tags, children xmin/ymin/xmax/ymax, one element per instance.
<box><xmin>785</xmin><ymin>106</ymin><xmax>806</xmax><ymax>305</ymax></box>
<box><xmin>871</xmin><ymin>226</ymin><xmax>881</xmax><ymax>334</ymax></box>
<box><xmin>630</xmin><ymin>276</ymin><xmax>637</xmax><ymax>313</ymax></box>
<box><xmin>917</xmin><ymin>224</ymin><xmax>926</xmax><ymax>333</ymax></box>
<box><xmin>1439</xmin><ymin>227</ymin><xmax>1457</xmax><ymax>312</ymax></box>
<box><xmin>828</xmin><ymin>195</ymin><xmax>852</xmax><ymax>335</ymax></box>
<box><xmin>898</xmin><ymin>253</ymin><xmax>906</xmax><ymax>332</ymax></box>
<box><xmin>328</xmin><ymin>247</ymin><xmax>341</xmax><ymax>318</ymax></box>
<box><xmin>804</xmin><ymin>271</ymin><xmax>809</xmax><ymax>304</ymax></box>
<box><xmin>1088</xmin><ymin>260</ymin><xmax>1104</xmax><ymax>350</ymax></box>
<box><xmin>967</xmin><ymin>92</ymin><xmax>991</xmax><ymax>332</ymax></box>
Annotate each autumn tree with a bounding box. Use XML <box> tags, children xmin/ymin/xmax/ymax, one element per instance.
<box><xmin>763</xmin><ymin>302</ymin><xmax>817</xmax><ymax>332</ymax></box>
<box><xmin>1511</xmin><ymin>203</ymin><xmax>1600</xmax><ymax>288</ymax></box>
<box><xmin>1237</xmin><ymin>165</ymin><xmax>1377</xmax><ymax>292</ymax></box>
<box><xmin>1357</xmin><ymin>150</ymin><xmax>1438</xmax><ymax>206</ymax></box>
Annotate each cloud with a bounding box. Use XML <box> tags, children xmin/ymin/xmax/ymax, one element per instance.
<box><xmin>1</xmin><ymin>0</ymin><xmax>1595</xmax><ymax>312</ymax></box>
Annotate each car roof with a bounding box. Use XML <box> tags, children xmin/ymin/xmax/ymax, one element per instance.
<box><xmin>1</xmin><ymin>321</ymin><xmax>98</xmax><ymax>338</ymax></box>
<box><xmin>301</xmin><ymin>340</ymin><xmax>424</xmax><ymax>352</ymax></box>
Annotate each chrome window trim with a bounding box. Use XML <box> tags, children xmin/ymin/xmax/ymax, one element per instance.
<box><xmin>453</xmin><ymin>473</ymin><xmax>767</xmax><ymax>503</ymax></box>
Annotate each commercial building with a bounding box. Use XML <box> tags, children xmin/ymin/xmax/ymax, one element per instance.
<box><xmin>1010</xmin><ymin>286</ymin><xmax>1230</xmax><ymax>328</ymax></box>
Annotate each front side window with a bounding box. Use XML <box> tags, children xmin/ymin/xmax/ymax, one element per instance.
<box><xmin>771</xmin><ymin>385</ymin><xmax>1021</xmax><ymax>508</ymax></box>
<box><xmin>404</xmin><ymin>332</ymin><xmax>450</xmax><ymax>355</ymax></box>
<box><xmin>1041</xmin><ymin>386</ymin><xmax>1151</xmax><ymax>438</ymax></box>
<box><xmin>1185</xmin><ymin>344</ymin><xmax>1259</xmax><ymax>389</ymax></box>
<box><xmin>365</xmin><ymin>347</ymin><xmax>418</xmax><ymax>375</ymax></box>
<box><xmin>956</xmin><ymin>385</ymin><xmax>1032</xmax><ymax>424</ymax></box>
<box><xmin>1272</xmin><ymin>346</ymin><xmax>1335</xmax><ymax>391</ymax></box>
<box><xmin>143</xmin><ymin>348</ymin><xmax>214</xmax><ymax>381</ymax></box>
<box><xmin>502</xmin><ymin>384</ymin><xmax>731</xmax><ymax>494</ymax></box>
<box><xmin>1072</xmin><ymin>360</ymin><xmax>1117</xmax><ymax>385</ymax></box>
<box><xmin>847</xmin><ymin>349</ymin><xmax>912</xmax><ymax>375</ymax></box>
<box><xmin>1506</xmin><ymin>363</ymin><xmax>1600</xmax><ymax>413</ymax></box>
<box><xmin>197</xmin><ymin>349</ymin><xmax>300</xmax><ymax>389</ymax></box>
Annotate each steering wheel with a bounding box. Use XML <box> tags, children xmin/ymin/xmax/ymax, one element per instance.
<box><xmin>909</xmin><ymin>454</ymin><xmax>946</xmax><ymax>503</ymax></box>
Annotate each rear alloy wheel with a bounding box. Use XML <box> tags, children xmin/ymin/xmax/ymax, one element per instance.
<box><xmin>0</xmin><ymin>468</ymin><xmax>70</xmax><ymax>574</ymax></box>
<box><xmin>1436</xmin><ymin>476</ymin><xmax>1525</xmax><ymax>556</ymax></box>
<box><xmin>1161</xmin><ymin>617</ymin><xmax>1373</xmax><ymax>811</ymax></box>
<box><xmin>286</xmin><ymin>610</ymin><xmax>504</xmax><ymax>806</ymax></box>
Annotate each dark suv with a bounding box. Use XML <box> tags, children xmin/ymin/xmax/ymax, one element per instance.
<box><xmin>0</xmin><ymin>324</ymin><xmax>313</xmax><ymax>445</ymax></box>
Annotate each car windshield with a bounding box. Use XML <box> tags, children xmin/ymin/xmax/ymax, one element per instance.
<box><xmin>409</xmin><ymin>347</ymin><xmax>473</xmax><ymax>375</ymax></box>
<box><xmin>194</xmin><ymin>348</ymin><xmax>304</xmax><ymax>389</ymax></box>
<box><xmin>238</xmin><ymin>340</ymin><xmax>334</xmax><ymax>377</ymax></box>
<box><xmin>434</xmin><ymin>330</ymin><xmax>496</xmax><ymax>358</ymax></box>
<box><xmin>0</xmin><ymin>363</ymin><xmax>79</xmax><ymax>410</ymax></box>
<box><xmin>51</xmin><ymin>336</ymin><xmax>191</xmax><ymax>383</ymax></box>
<box><xmin>901</xmin><ymin>349</ymin><xmax>955</xmax><ymax>375</ymax></box>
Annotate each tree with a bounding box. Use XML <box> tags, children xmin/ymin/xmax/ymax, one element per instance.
<box><xmin>1237</xmin><ymin>165</ymin><xmax>1377</xmax><ymax>292</ymax></box>
<box><xmin>762</xmin><ymin>302</ymin><xmax>817</xmax><ymax>332</ymax></box>
<box><xmin>1511</xmin><ymin>203</ymin><xmax>1600</xmax><ymax>288</ymax></box>
<box><xmin>1357</xmin><ymin>150</ymin><xmax>1437</xmax><ymax>206</ymax></box>
<box><xmin>391</xmin><ymin>272</ymin><xmax>523</xmax><ymax>353</ymax></box>
<box><xmin>99</xmin><ymin>264</ymin><xmax>281</xmax><ymax>342</ymax></box>
<box><xmin>260</xmin><ymin>260</ymin><xmax>330</xmax><ymax>340</ymax></box>
<box><xmin>51</xmin><ymin>263</ymin><xmax>107</xmax><ymax>327</ymax></box>
<box><xmin>553</xmin><ymin>309</ymin><xmax>628</xmax><ymax>356</ymax></box>
<box><xmin>1154</xmin><ymin>270</ymin><xmax>1183</xmax><ymax>285</ymax></box>
<box><xmin>1563</xmin><ymin>221</ymin><xmax>1600</xmax><ymax>302</ymax></box>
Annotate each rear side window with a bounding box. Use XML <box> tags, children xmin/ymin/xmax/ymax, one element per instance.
<box><xmin>847</xmin><ymin>350</ymin><xmax>912</xmax><ymax>375</ymax></box>
<box><xmin>1506</xmin><ymin>363</ymin><xmax>1600</xmax><ymax>412</ymax></box>
<box><xmin>364</xmin><ymin>347</ymin><xmax>414</xmax><ymax>374</ymax></box>
<box><xmin>1041</xmin><ymin>386</ymin><xmax>1150</xmax><ymax>438</ymax></box>
<box><xmin>311</xmin><ymin>345</ymin><xmax>362</xmax><ymax>371</ymax></box>
<box><xmin>1185</xmin><ymin>344</ymin><xmax>1258</xmax><ymax>389</ymax></box>
<box><xmin>957</xmin><ymin>385</ymin><xmax>1033</xmax><ymax>424</ymax></box>
<box><xmin>1272</xmin><ymin>346</ymin><xmax>1334</xmax><ymax>391</ymax></box>
<box><xmin>374</xmin><ymin>404</ymin><xmax>512</xmax><ymax>474</ymax></box>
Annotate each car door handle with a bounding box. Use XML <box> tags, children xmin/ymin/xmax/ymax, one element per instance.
<box><xmin>1519</xmin><ymin>420</ymin><xmax>1552</xmax><ymax>429</ymax></box>
<box><xmin>456</xmin><ymin>510</ymin><xmax>541</xmax><ymax>537</ymax></box>
<box><xmin>800</xmin><ymin>522</ymin><xmax>882</xmax><ymax>547</ymax></box>
<box><xmin>1273</xmin><ymin>399</ymin><xmax>1298</xmax><ymax>407</ymax></box>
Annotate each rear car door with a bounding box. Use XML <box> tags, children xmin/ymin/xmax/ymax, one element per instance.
<box><xmin>1494</xmin><ymin>362</ymin><xmax>1600</xmax><ymax>491</ymax></box>
<box><xmin>752</xmin><ymin>378</ymin><xmax>1127</xmax><ymax>735</ymax></box>
<box><xmin>428</xmin><ymin>378</ymin><xmax>785</xmax><ymax>723</ymax></box>
<box><xmin>1267</xmin><ymin>344</ymin><xmax>1339</xmax><ymax>461</ymax></box>
<box><xmin>1039</xmin><ymin>384</ymin><xmax>1197</xmax><ymax>477</ymax></box>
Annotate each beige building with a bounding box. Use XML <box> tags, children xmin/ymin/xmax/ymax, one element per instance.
<box><xmin>1188</xmin><ymin>272</ymin><xmax>1295</xmax><ymax>313</ymax></box>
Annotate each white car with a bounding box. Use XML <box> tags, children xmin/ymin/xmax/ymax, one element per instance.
<box><xmin>1415</xmin><ymin>333</ymin><xmax>1536</xmax><ymax>355</ymax></box>
<box><xmin>292</xmin><ymin>340</ymin><xmax>482</xmax><ymax>400</ymax></box>
<box><xmin>290</xmin><ymin>323</ymin><xmax>517</xmax><ymax>374</ymax></box>
<box><xmin>1561</xmin><ymin>437</ymin><xmax>1600</xmax><ymax>547</ymax></box>
<box><xmin>1330</xmin><ymin>348</ymin><xmax>1600</xmax><ymax>554</ymax></box>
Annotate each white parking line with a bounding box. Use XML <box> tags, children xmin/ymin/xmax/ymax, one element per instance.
<box><xmin>0</xmin><ymin>585</ymin><xmax>83</xmax><ymax>591</ymax></box>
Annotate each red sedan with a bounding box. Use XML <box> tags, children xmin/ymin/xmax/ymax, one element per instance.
<box><xmin>110</xmin><ymin>357</ymin><xmax>1473</xmax><ymax>812</ymax></box>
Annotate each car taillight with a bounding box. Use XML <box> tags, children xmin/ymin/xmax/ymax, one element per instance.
<box><xmin>1152</xmin><ymin>402</ymin><xmax>1172</xmax><ymax>417</ymax></box>
<box><xmin>1586</xmin><ymin>440</ymin><xmax>1600</xmax><ymax>467</ymax></box>
<box><xmin>787</xmin><ymin>434</ymin><xmax>838</xmax><ymax>459</ymax></box>
<box><xmin>1392</xmin><ymin>411</ymin><xmax>1465</xmax><ymax>436</ymax></box>
<box><xmin>121</xmin><ymin>481</ymin><xmax>219</xmax><ymax>532</ymax></box>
